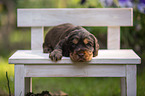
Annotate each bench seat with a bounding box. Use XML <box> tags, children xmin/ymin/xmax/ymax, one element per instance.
<box><xmin>9</xmin><ymin>49</ymin><xmax>141</xmax><ymax>64</ymax></box>
<box><xmin>10</xmin><ymin>8</ymin><xmax>141</xmax><ymax>96</ymax></box>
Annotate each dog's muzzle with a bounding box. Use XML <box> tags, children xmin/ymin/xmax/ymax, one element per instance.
<box><xmin>70</xmin><ymin>49</ymin><xmax>93</xmax><ymax>62</ymax></box>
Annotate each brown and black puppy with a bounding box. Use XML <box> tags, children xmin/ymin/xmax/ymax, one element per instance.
<box><xmin>43</xmin><ymin>23</ymin><xmax>99</xmax><ymax>62</ymax></box>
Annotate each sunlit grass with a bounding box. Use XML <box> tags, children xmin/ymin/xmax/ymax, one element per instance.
<box><xmin>0</xmin><ymin>57</ymin><xmax>14</xmax><ymax>95</ymax></box>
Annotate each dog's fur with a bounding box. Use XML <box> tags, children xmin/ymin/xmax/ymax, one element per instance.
<box><xmin>43</xmin><ymin>23</ymin><xmax>99</xmax><ymax>62</ymax></box>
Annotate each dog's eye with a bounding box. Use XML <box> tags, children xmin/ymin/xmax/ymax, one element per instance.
<box><xmin>72</xmin><ymin>39</ymin><xmax>78</xmax><ymax>44</ymax></box>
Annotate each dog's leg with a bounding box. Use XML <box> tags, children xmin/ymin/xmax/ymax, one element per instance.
<box><xmin>49</xmin><ymin>39</ymin><xmax>66</xmax><ymax>61</ymax></box>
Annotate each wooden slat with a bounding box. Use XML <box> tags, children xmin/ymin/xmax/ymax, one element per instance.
<box><xmin>31</xmin><ymin>27</ymin><xmax>44</xmax><ymax>50</ymax></box>
<box><xmin>107</xmin><ymin>26</ymin><xmax>120</xmax><ymax>49</ymax></box>
<box><xmin>25</xmin><ymin>77</ymin><xmax>32</xmax><ymax>94</ymax></box>
<box><xmin>24</xmin><ymin>65</ymin><xmax>126</xmax><ymax>77</ymax></box>
<box><xmin>17</xmin><ymin>8</ymin><xmax>133</xmax><ymax>27</ymax></box>
<box><xmin>126</xmin><ymin>65</ymin><xmax>137</xmax><ymax>96</ymax></box>
<box><xmin>9</xmin><ymin>50</ymin><xmax>141</xmax><ymax>64</ymax></box>
<box><xmin>121</xmin><ymin>77</ymin><xmax>126</xmax><ymax>96</ymax></box>
<box><xmin>15</xmin><ymin>65</ymin><xmax>25</xmax><ymax>96</ymax></box>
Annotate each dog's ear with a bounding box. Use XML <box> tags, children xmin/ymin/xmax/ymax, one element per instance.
<box><xmin>90</xmin><ymin>34</ymin><xmax>99</xmax><ymax>57</ymax></box>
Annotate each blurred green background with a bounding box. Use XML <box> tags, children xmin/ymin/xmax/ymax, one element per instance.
<box><xmin>0</xmin><ymin>0</ymin><xmax>145</xmax><ymax>96</ymax></box>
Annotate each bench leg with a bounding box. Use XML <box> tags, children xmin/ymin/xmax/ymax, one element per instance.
<box><xmin>15</xmin><ymin>65</ymin><xmax>25</xmax><ymax>96</ymax></box>
<box><xmin>25</xmin><ymin>77</ymin><xmax>32</xmax><ymax>94</ymax></box>
<box><xmin>126</xmin><ymin>65</ymin><xmax>137</xmax><ymax>96</ymax></box>
<box><xmin>121</xmin><ymin>77</ymin><xmax>126</xmax><ymax>96</ymax></box>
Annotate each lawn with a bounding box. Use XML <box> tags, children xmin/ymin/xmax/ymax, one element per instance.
<box><xmin>0</xmin><ymin>57</ymin><xmax>145</xmax><ymax>96</ymax></box>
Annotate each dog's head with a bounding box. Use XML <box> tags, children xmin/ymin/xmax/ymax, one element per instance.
<box><xmin>66</xmin><ymin>27</ymin><xmax>99</xmax><ymax>62</ymax></box>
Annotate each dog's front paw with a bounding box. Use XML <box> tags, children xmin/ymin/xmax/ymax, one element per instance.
<box><xmin>49</xmin><ymin>50</ymin><xmax>62</xmax><ymax>61</ymax></box>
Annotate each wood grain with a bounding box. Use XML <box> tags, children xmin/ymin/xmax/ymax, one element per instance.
<box><xmin>15</xmin><ymin>65</ymin><xmax>24</xmax><ymax>96</ymax></box>
<box><xmin>25</xmin><ymin>77</ymin><xmax>32</xmax><ymax>94</ymax></box>
<box><xmin>31</xmin><ymin>27</ymin><xmax>44</xmax><ymax>50</ymax></box>
<box><xmin>24</xmin><ymin>65</ymin><xmax>126</xmax><ymax>77</ymax></box>
<box><xmin>126</xmin><ymin>65</ymin><xmax>137</xmax><ymax>96</ymax></box>
<box><xmin>17</xmin><ymin>8</ymin><xmax>133</xmax><ymax>27</ymax></box>
<box><xmin>9</xmin><ymin>50</ymin><xmax>141</xmax><ymax>64</ymax></box>
<box><xmin>107</xmin><ymin>26</ymin><xmax>120</xmax><ymax>49</ymax></box>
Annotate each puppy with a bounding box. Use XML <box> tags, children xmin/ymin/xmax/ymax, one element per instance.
<box><xmin>43</xmin><ymin>23</ymin><xmax>99</xmax><ymax>62</ymax></box>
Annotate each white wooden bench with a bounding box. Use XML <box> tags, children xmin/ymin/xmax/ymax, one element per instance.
<box><xmin>9</xmin><ymin>8</ymin><xmax>141</xmax><ymax>96</ymax></box>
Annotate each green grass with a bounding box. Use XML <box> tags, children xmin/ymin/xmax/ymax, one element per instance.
<box><xmin>0</xmin><ymin>57</ymin><xmax>14</xmax><ymax>95</ymax></box>
<box><xmin>32</xmin><ymin>77</ymin><xmax>120</xmax><ymax>96</ymax></box>
<box><xmin>0</xmin><ymin>57</ymin><xmax>145</xmax><ymax>96</ymax></box>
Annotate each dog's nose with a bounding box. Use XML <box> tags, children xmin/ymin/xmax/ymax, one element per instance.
<box><xmin>78</xmin><ymin>52</ymin><xmax>85</xmax><ymax>57</ymax></box>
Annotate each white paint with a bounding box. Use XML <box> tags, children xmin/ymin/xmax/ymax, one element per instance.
<box><xmin>9</xmin><ymin>50</ymin><xmax>141</xmax><ymax>64</ymax></box>
<box><xmin>24</xmin><ymin>65</ymin><xmax>126</xmax><ymax>77</ymax></box>
<box><xmin>25</xmin><ymin>77</ymin><xmax>32</xmax><ymax>94</ymax></box>
<box><xmin>107</xmin><ymin>26</ymin><xmax>120</xmax><ymax>49</ymax></box>
<box><xmin>31</xmin><ymin>27</ymin><xmax>44</xmax><ymax>50</ymax></box>
<box><xmin>121</xmin><ymin>77</ymin><xmax>126</xmax><ymax>96</ymax></box>
<box><xmin>126</xmin><ymin>65</ymin><xmax>137</xmax><ymax>96</ymax></box>
<box><xmin>15</xmin><ymin>65</ymin><xmax>24</xmax><ymax>96</ymax></box>
<box><xmin>17</xmin><ymin>8</ymin><xmax>133</xmax><ymax>27</ymax></box>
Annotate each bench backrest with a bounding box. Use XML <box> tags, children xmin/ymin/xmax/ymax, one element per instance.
<box><xmin>17</xmin><ymin>8</ymin><xmax>133</xmax><ymax>50</ymax></box>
